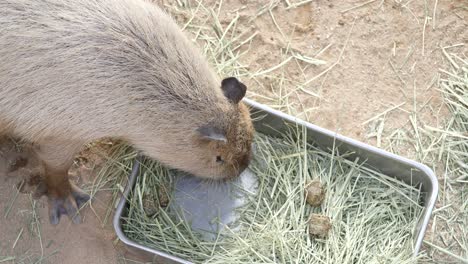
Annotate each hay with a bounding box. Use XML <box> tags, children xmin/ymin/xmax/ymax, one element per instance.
<box><xmin>420</xmin><ymin>48</ymin><xmax>468</xmax><ymax>261</ymax></box>
<box><xmin>106</xmin><ymin>127</ymin><xmax>423</xmax><ymax>263</ymax></box>
<box><xmin>382</xmin><ymin>45</ymin><xmax>467</xmax><ymax>261</ymax></box>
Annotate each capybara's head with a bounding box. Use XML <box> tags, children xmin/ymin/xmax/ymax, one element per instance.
<box><xmin>188</xmin><ymin>77</ymin><xmax>254</xmax><ymax>180</ymax></box>
<box><xmin>133</xmin><ymin>77</ymin><xmax>254</xmax><ymax>180</ymax></box>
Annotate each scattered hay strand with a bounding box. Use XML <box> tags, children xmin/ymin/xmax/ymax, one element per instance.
<box><xmin>4</xmin><ymin>181</ymin><xmax>24</xmax><ymax>219</ymax></box>
<box><xmin>424</xmin><ymin>241</ymin><xmax>468</xmax><ymax>264</ymax></box>
<box><xmin>362</xmin><ymin>102</ymin><xmax>406</xmax><ymax>125</ymax></box>
<box><xmin>300</xmin><ymin>19</ymin><xmax>355</xmax><ymax>87</ymax></box>
<box><xmin>0</xmin><ymin>257</ymin><xmax>15</xmax><ymax>263</ymax></box>
<box><xmin>285</xmin><ymin>0</ymin><xmax>314</xmax><ymax>10</ymax></box>
<box><xmin>340</xmin><ymin>0</ymin><xmax>378</xmax><ymax>13</ymax></box>
<box><xmin>432</xmin><ymin>0</ymin><xmax>438</xmax><ymax>29</ymax></box>
<box><xmin>12</xmin><ymin>227</ymin><xmax>24</xmax><ymax>249</ymax></box>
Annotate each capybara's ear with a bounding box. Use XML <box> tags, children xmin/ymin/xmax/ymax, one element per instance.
<box><xmin>221</xmin><ymin>77</ymin><xmax>247</xmax><ymax>104</ymax></box>
<box><xmin>196</xmin><ymin>124</ymin><xmax>227</xmax><ymax>142</ymax></box>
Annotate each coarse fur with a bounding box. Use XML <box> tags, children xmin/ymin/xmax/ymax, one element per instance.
<box><xmin>0</xmin><ymin>0</ymin><xmax>254</xmax><ymax>224</ymax></box>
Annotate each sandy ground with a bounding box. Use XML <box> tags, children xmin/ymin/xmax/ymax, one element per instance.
<box><xmin>0</xmin><ymin>0</ymin><xmax>466</xmax><ymax>263</ymax></box>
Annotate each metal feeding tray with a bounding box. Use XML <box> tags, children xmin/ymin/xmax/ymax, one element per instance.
<box><xmin>113</xmin><ymin>98</ymin><xmax>438</xmax><ymax>264</ymax></box>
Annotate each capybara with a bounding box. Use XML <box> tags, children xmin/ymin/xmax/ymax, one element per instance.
<box><xmin>0</xmin><ymin>0</ymin><xmax>254</xmax><ymax>225</ymax></box>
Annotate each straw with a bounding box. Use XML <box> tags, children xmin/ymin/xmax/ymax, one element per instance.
<box><xmin>383</xmin><ymin>46</ymin><xmax>467</xmax><ymax>261</ymax></box>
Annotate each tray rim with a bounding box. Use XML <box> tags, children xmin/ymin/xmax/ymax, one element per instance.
<box><xmin>113</xmin><ymin>98</ymin><xmax>438</xmax><ymax>263</ymax></box>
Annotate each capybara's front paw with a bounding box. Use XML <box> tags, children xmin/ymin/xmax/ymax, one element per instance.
<box><xmin>47</xmin><ymin>183</ymin><xmax>90</xmax><ymax>225</ymax></box>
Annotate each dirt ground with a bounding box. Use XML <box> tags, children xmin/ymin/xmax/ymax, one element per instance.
<box><xmin>0</xmin><ymin>0</ymin><xmax>466</xmax><ymax>263</ymax></box>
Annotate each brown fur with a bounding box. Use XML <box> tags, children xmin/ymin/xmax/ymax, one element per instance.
<box><xmin>0</xmin><ymin>0</ymin><xmax>254</xmax><ymax>224</ymax></box>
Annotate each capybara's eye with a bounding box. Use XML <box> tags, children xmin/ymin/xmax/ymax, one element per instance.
<box><xmin>216</xmin><ymin>156</ymin><xmax>224</xmax><ymax>163</ymax></box>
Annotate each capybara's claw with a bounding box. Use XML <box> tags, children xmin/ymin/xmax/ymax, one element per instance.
<box><xmin>71</xmin><ymin>184</ymin><xmax>91</xmax><ymax>209</ymax></box>
<box><xmin>48</xmin><ymin>195</ymin><xmax>80</xmax><ymax>225</ymax></box>
<box><xmin>48</xmin><ymin>184</ymin><xmax>90</xmax><ymax>225</ymax></box>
